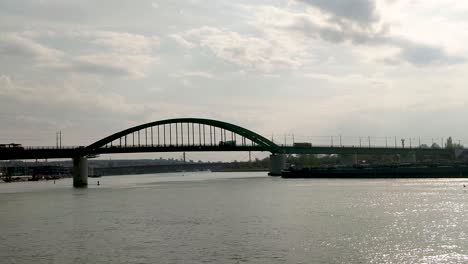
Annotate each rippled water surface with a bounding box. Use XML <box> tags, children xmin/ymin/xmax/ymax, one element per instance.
<box><xmin>1</xmin><ymin>172</ymin><xmax>467</xmax><ymax>263</ymax></box>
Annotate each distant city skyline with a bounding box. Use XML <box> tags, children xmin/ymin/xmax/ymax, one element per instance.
<box><xmin>1</xmin><ymin>0</ymin><xmax>467</xmax><ymax>161</ymax></box>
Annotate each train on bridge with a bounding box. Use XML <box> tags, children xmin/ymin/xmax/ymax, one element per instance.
<box><xmin>0</xmin><ymin>143</ymin><xmax>23</xmax><ymax>149</ymax></box>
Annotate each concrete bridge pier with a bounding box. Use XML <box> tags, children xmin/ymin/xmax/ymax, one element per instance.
<box><xmin>73</xmin><ymin>157</ymin><xmax>88</xmax><ymax>187</ymax></box>
<box><xmin>269</xmin><ymin>154</ymin><xmax>286</xmax><ymax>176</ymax></box>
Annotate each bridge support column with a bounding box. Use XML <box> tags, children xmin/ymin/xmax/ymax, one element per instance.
<box><xmin>73</xmin><ymin>157</ymin><xmax>88</xmax><ymax>187</ymax></box>
<box><xmin>269</xmin><ymin>154</ymin><xmax>286</xmax><ymax>176</ymax></box>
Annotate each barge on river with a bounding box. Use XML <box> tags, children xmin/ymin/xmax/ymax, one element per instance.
<box><xmin>281</xmin><ymin>165</ymin><xmax>468</xmax><ymax>178</ymax></box>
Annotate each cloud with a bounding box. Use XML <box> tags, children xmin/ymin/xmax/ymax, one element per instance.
<box><xmin>394</xmin><ymin>40</ymin><xmax>465</xmax><ymax>66</ymax></box>
<box><xmin>64</xmin><ymin>30</ymin><xmax>159</xmax><ymax>77</ymax></box>
<box><xmin>0</xmin><ymin>74</ymin><xmax>145</xmax><ymax>115</ymax></box>
<box><xmin>282</xmin><ymin>11</ymin><xmax>382</xmax><ymax>44</ymax></box>
<box><xmin>0</xmin><ymin>34</ymin><xmax>63</xmax><ymax>62</ymax></box>
<box><xmin>66</xmin><ymin>30</ymin><xmax>160</xmax><ymax>54</ymax></box>
<box><xmin>296</xmin><ymin>0</ymin><xmax>378</xmax><ymax>25</ymax></box>
<box><xmin>249</xmin><ymin>5</ymin><xmax>465</xmax><ymax>66</ymax></box>
<box><xmin>169</xmin><ymin>34</ymin><xmax>195</xmax><ymax>49</ymax></box>
<box><xmin>0</xmin><ymin>31</ymin><xmax>159</xmax><ymax>78</ymax></box>
<box><xmin>174</xmin><ymin>26</ymin><xmax>310</xmax><ymax>72</ymax></box>
<box><xmin>170</xmin><ymin>5</ymin><xmax>463</xmax><ymax>70</ymax></box>
<box><xmin>0</xmin><ymin>74</ymin><xmax>157</xmax><ymax>145</ymax></box>
<box><xmin>0</xmin><ymin>74</ymin><xmax>12</xmax><ymax>87</ymax></box>
<box><xmin>170</xmin><ymin>71</ymin><xmax>216</xmax><ymax>79</ymax></box>
<box><xmin>57</xmin><ymin>53</ymin><xmax>157</xmax><ymax>78</ymax></box>
<box><xmin>303</xmin><ymin>72</ymin><xmax>388</xmax><ymax>87</ymax></box>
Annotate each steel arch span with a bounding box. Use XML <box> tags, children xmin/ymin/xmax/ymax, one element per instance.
<box><xmin>85</xmin><ymin>118</ymin><xmax>281</xmax><ymax>153</ymax></box>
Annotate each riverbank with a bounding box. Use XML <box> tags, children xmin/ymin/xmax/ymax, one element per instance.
<box><xmin>1</xmin><ymin>175</ymin><xmax>65</xmax><ymax>183</ymax></box>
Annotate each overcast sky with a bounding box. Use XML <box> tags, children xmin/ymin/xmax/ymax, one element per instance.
<box><xmin>1</xmin><ymin>0</ymin><xmax>468</xmax><ymax>157</ymax></box>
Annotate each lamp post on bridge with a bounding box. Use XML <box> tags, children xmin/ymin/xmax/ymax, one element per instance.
<box><xmin>55</xmin><ymin>131</ymin><xmax>62</xmax><ymax>149</ymax></box>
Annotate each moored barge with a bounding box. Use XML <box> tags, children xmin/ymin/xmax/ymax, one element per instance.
<box><xmin>281</xmin><ymin>165</ymin><xmax>468</xmax><ymax>178</ymax></box>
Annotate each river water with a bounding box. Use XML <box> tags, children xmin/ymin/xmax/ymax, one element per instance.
<box><xmin>1</xmin><ymin>172</ymin><xmax>467</xmax><ymax>264</ymax></box>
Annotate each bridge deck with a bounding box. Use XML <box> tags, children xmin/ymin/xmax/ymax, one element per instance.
<box><xmin>0</xmin><ymin>145</ymin><xmax>454</xmax><ymax>160</ymax></box>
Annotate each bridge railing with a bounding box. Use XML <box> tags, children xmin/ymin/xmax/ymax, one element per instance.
<box><xmin>278</xmin><ymin>143</ymin><xmax>444</xmax><ymax>150</ymax></box>
<box><xmin>100</xmin><ymin>143</ymin><xmax>257</xmax><ymax>148</ymax></box>
<box><xmin>8</xmin><ymin>144</ymin><xmax>448</xmax><ymax>150</ymax></box>
<box><xmin>21</xmin><ymin>146</ymin><xmax>85</xmax><ymax>150</ymax></box>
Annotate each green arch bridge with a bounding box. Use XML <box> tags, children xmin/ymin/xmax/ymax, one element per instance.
<box><xmin>0</xmin><ymin>118</ymin><xmax>458</xmax><ymax>187</ymax></box>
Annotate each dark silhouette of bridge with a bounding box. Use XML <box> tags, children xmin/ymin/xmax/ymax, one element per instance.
<box><xmin>0</xmin><ymin>118</ymin><xmax>458</xmax><ymax>187</ymax></box>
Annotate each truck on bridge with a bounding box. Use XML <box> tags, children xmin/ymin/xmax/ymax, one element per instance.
<box><xmin>293</xmin><ymin>142</ymin><xmax>312</xmax><ymax>148</ymax></box>
<box><xmin>219</xmin><ymin>140</ymin><xmax>236</xmax><ymax>146</ymax></box>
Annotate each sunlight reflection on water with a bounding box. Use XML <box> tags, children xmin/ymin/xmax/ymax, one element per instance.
<box><xmin>1</xmin><ymin>173</ymin><xmax>467</xmax><ymax>263</ymax></box>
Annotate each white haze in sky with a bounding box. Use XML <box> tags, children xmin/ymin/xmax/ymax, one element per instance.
<box><xmin>1</xmin><ymin>0</ymin><xmax>468</xmax><ymax>160</ymax></box>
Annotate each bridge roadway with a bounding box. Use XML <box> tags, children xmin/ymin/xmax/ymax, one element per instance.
<box><xmin>0</xmin><ymin>144</ymin><xmax>453</xmax><ymax>160</ymax></box>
